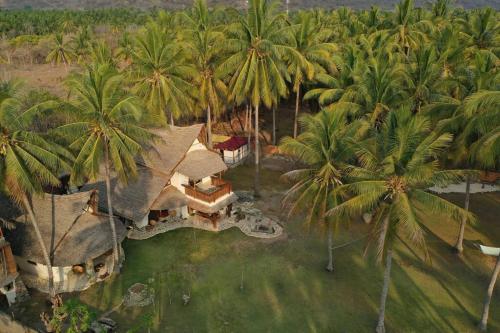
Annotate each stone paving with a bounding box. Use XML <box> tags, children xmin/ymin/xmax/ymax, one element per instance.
<box><xmin>128</xmin><ymin>193</ymin><xmax>284</xmax><ymax>241</ymax></box>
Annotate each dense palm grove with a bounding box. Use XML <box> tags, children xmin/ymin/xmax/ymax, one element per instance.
<box><xmin>0</xmin><ymin>0</ymin><xmax>499</xmax><ymax>331</ymax></box>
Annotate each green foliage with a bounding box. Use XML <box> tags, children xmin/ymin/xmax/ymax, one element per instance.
<box><xmin>50</xmin><ymin>299</ymin><xmax>95</xmax><ymax>333</ymax></box>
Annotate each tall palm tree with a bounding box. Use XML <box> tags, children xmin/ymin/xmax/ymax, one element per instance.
<box><xmin>280</xmin><ymin>109</ymin><xmax>362</xmax><ymax>272</ymax></box>
<box><xmin>288</xmin><ymin>12</ymin><xmax>336</xmax><ymax>138</ymax></box>
<box><xmin>0</xmin><ymin>93</ymin><xmax>70</xmax><ymax>298</ymax></box>
<box><xmin>46</xmin><ymin>33</ymin><xmax>76</xmax><ymax>68</ymax></box>
<box><xmin>328</xmin><ymin>109</ymin><xmax>473</xmax><ymax>333</ymax></box>
<box><xmin>219</xmin><ymin>0</ymin><xmax>293</xmax><ymax>196</ymax></box>
<box><xmin>59</xmin><ymin>64</ymin><xmax>154</xmax><ymax>264</ymax></box>
<box><xmin>458</xmin><ymin>90</ymin><xmax>500</xmax><ymax>332</ymax></box>
<box><xmin>131</xmin><ymin>23</ymin><xmax>195</xmax><ymax>126</ymax></box>
<box><xmin>184</xmin><ymin>0</ymin><xmax>228</xmax><ymax>149</ymax></box>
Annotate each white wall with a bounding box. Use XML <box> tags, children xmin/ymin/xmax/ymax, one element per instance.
<box><xmin>16</xmin><ymin>257</ymin><xmax>71</xmax><ymax>283</ymax></box>
<box><xmin>188</xmin><ymin>139</ymin><xmax>206</xmax><ymax>153</ymax></box>
<box><xmin>222</xmin><ymin>144</ymin><xmax>249</xmax><ymax>164</ymax></box>
<box><xmin>171</xmin><ymin>172</ymin><xmax>189</xmax><ymax>194</ymax></box>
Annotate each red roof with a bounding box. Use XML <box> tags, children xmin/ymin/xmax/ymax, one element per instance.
<box><xmin>214</xmin><ymin>136</ymin><xmax>248</xmax><ymax>151</ymax></box>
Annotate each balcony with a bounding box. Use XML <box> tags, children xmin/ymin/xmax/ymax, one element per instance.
<box><xmin>183</xmin><ymin>177</ymin><xmax>232</xmax><ymax>203</ymax></box>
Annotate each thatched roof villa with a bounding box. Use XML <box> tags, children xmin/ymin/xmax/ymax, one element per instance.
<box><xmin>4</xmin><ymin>191</ymin><xmax>126</xmax><ymax>294</ymax></box>
<box><xmin>83</xmin><ymin>124</ymin><xmax>238</xmax><ymax>229</ymax></box>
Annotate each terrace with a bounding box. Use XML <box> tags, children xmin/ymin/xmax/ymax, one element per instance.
<box><xmin>183</xmin><ymin>176</ymin><xmax>232</xmax><ymax>203</ymax></box>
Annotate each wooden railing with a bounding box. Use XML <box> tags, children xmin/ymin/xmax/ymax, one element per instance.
<box><xmin>183</xmin><ymin>178</ymin><xmax>232</xmax><ymax>203</ymax></box>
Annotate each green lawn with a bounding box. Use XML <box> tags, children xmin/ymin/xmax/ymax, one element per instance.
<box><xmin>10</xmin><ymin>166</ymin><xmax>500</xmax><ymax>332</ymax></box>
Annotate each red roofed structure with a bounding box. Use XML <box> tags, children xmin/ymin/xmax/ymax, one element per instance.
<box><xmin>214</xmin><ymin>136</ymin><xmax>250</xmax><ymax>166</ymax></box>
<box><xmin>214</xmin><ymin>136</ymin><xmax>248</xmax><ymax>151</ymax></box>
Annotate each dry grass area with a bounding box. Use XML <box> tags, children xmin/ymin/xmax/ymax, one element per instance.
<box><xmin>0</xmin><ymin>63</ymin><xmax>77</xmax><ymax>97</ymax></box>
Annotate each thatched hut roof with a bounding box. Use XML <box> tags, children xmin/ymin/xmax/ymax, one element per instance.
<box><xmin>142</xmin><ymin>124</ymin><xmax>204</xmax><ymax>174</ymax></box>
<box><xmin>83</xmin><ymin>125</ymin><xmax>204</xmax><ymax>223</ymax></box>
<box><xmin>177</xmin><ymin>150</ymin><xmax>228</xmax><ymax>180</ymax></box>
<box><xmin>150</xmin><ymin>185</ymin><xmax>188</xmax><ymax>211</ymax></box>
<box><xmin>82</xmin><ymin>166</ymin><xmax>170</xmax><ymax>222</ymax></box>
<box><xmin>5</xmin><ymin>191</ymin><xmax>126</xmax><ymax>267</ymax></box>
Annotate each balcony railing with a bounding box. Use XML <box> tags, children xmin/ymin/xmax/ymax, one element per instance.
<box><xmin>183</xmin><ymin>177</ymin><xmax>232</xmax><ymax>203</ymax></box>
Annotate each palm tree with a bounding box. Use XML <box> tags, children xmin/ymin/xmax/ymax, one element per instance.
<box><xmin>184</xmin><ymin>0</ymin><xmax>228</xmax><ymax>149</ymax></box>
<box><xmin>390</xmin><ymin>0</ymin><xmax>430</xmax><ymax>57</ymax></box>
<box><xmin>71</xmin><ymin>26</ymin><xmax>92</xmax><ymax>64</ymax></box>
<box><xmin>59</xmin><ymin>64</ymin><xmax>154</xmax><ymax>265</ymax></box>
<box><xmin>219</xmin><ymin>0</ymin><xmax>292</xmax><ymax>196</ymax></box>
<box><xmin>328</xmin><ymin>109</ymin><xmax>473</xmax><ymax>333</ymax></box>
<box><xmin>0</xmin><ymin>92</ymin><xmax>70</xmax><ymax>298</ymax></box>
<box><xmin>457</xmin><ymin>8</ymin><xmax>499</xmax><ymax>52</ymax></box>
<box><xmin>280</xmin><ymin>109</ymin><xmax>362</xmax><ymax>272</ymax></box>
<box><xmin>405</xmin><ymin>47</ymin><xmax>442</xmax><ymax>113</ymax></box>
<box><xmin>46</xmin><ymin>33</ymin><xmax>76</xmax><ymax>68</ymax></box>
<box><xmin>130</xmin><ymin>23</ymin><xmax>195</xmax><ymax>126</ymax></box>
<box><xmin>288</xmin><ymin>12</ymin><xmax>336</xmax><ymax>138</ymax></box>
<box><xmin>115</xmin><ymin>31</ymin><xmax>134</xmax><ymax>66</ymax></box>
<box><xmin>479</xmin><ymin>254</ymin><xmax>500</xmax><ymax>332</ymax></box>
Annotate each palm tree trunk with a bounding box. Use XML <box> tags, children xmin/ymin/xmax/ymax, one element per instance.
<box><xmin>272</xmin><ymin>106</ymin><xmax>276</xmax><ymax>146</ymax></box>
<box><xmin>478</xmin><ymin>255</ymin><xmax>500</xmax><ymax>332</ymax></box>
<box><xmin>103</xmin><ymin>143</ymin><xmax>120</xmax><ymax>266</ymax></box>
<box><xmin>254</xmin><ymin>104</ymin><xmax>260</xmax><ymax>198</ymax></box>
<box><xmin>293</xmin><ymin>86</ymin><xmax>301</xmax><ymax>138</ymax></box>
<box><xmin>207</xmin><ymin>105</ymin><xmax>212</xmax><ymax>149</ymax></box>
<box><xmin>376</xmin><ymin>248</ymin><xmax>393</xmax><ymax>333</ymax></box>
<box><xmin>454</xmin><ymin>175</ymin><xmax>470</xmax><ymax>253</ymax></box>
<box><xmin>170</xmin><ymin>111</ymin><xmax>175</xmax><ymax>126</ymax></box>
<box><xmin>21</xmin><ymin>193</ymin><xmax>56</xmax><ymax>298</ymax></box>
<box><xmin>247</xmin><ymin>105</ymin><xmax>252</xmax><ymax>146</ymax></box>
<box><xmin>326</xmin><ymin>220</ymin><xmax>333</xmax><ymax>272</ymax></box>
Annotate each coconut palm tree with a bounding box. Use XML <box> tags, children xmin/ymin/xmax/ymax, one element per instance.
<box><xmin>280</xmin><ymin>109</ymin><xmax>363</xmax><ymax>272</ymax></box>
<box><xmin>46</xmin><ymin>33</ymin><xmax>76</xmax><ymax>68</ymax></box>
<box><xmin>288</xmin><ymin>12</ymin><xmax>336</xmax><ymax>138</ymax></box>
<box><xmin>71</xmin><ymin>26</ymin><xmax>92</xmax><ymax>64</ymax></box>
<box><xmin>390</xmin><ymin>0</ymin><xmax>431</xmax><ymax>57</ymax></box>
<box><xmin>130</xmin><ymin>23</ymin><xmax>195</xmax><ymax>126</ymax></box>
<box><xmin>457</xmin><ymin>7</ymin><xmax>499</xmax><ymax>52</ymax></box>
<box><xmin>328</xmin><ymin>109</ymin><xmax>473</xmax><ymax>333</ymax></box>
<box><xmin>0</xmin><ymin>92</ymin><xmax>70</xmax><ymax>298</ymax></box>
<box><xmin>479</xmin><ymin>254</ymin><xmax>500</xmax><ymax>332</ymax></box>
<box><xmin>59</xmin><ymin>64</ymin><xmax>154</xmax><ymax>265</ymax></box>
<box><xmin>183</xmin><ymin>0</ymin><xmax>228</xmax><ymax>149</ymax></box>
<box><xmin>405</xmin><ymin>47</ymin><xmax>442</xmax><ymax>113</ymax></box>
<box><xmin>218</xmin><ymin>0</ymin><xmax>293</xmax><ymax>196</ymax></box>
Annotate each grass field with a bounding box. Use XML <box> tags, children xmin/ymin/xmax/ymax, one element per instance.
<box><xmin>9</xmin><ymin>165</ymin><xmax>500</xmax><ymax>332</ymax></box>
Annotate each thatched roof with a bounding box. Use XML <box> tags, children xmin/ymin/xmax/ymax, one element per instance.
<box><xmin>188</xmin><ymin>192</ymin><xmax>238</xmax><ymax>214</ymax></box>
<box><xmin>82</xmin><ymin>166</ymin><xmax>170</xmax><ymax>222</ymax></box>
<box><xmin>177</xmin><ymin>150</ymin><xmax>228</xmax><ymax>180</ymax></box>
<box><xmin>142</xmin><ymin>124</ymin><xmax>204</xmax><ymax>175</ymax></box>
<box><xmin>150</xmin><ymin>185</ymin><xmax>188</xmax><ymax>211</ymax></box>
<box><xmin>5</xmin><ymin>191</ymin><xmax>126</xmax><ymax>267</ymax></box>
